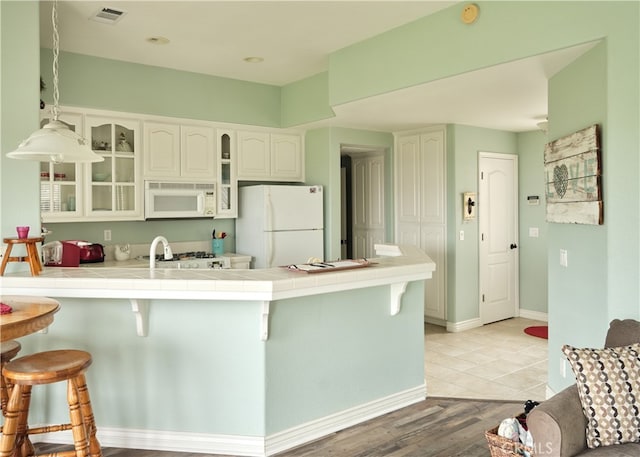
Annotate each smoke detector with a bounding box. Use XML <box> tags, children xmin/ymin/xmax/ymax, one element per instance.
<box><xmin>90</xmin><ymin>7</ymin><xmax>127</xmax><ymax>24</ymax></box>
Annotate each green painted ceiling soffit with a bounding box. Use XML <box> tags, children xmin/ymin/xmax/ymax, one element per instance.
<box><xmin>327</xmin><ymin>1</ymin><xmax>629</xmax><ymax>106</ymax></box>
<box><xmin>281</xmin><ymin>72</ymin><xmax>335</xmax><ymax>128</ymax></box>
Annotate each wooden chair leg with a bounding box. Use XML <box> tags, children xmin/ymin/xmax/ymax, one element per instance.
<box><xmin>0</xmin><ymin>384</ymin><xmax>32</xmax><ymax>457</ymax></box>
<box><xmin>0</xmin><ymin>376</ymin><xmax>12</xmax><ymax>416</ymax></box>
<box><xmin>73</xmin><ymin>375</ymin><xmax>101</xmax><ymax>457</ymax></box>
<box><xmin>67</xmin><ymin>378</ymin><xmax>89</xmax><ymax>457</ymax></box>
<box><xmin>0</xmin><ymin>244</ymin><xmax>13</xmax><ymax>276</ymax></box>
<box><xmin>26</xmin><ymin>242</ymin><xmax>42</xmax><ymax>275</ymax></box>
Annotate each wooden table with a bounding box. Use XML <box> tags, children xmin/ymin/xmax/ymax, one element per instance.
<box><xmin>0</xmin><ymin>296</ymin><xmax>60</xmax><ymax>342</ymax></box>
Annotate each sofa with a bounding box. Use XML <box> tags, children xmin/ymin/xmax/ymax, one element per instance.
<box><xmin>527</xmin><ymin>319</ymin><xmax>640</xmax><ymax>456</ymax></box>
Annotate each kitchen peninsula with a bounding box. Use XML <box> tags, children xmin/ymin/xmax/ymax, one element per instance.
<box><xmin>0</xmin><ymin>248</ymin><xmax>434</xmax><ymax>457</ymax></box>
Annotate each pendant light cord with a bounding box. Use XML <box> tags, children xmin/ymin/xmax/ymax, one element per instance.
<box><xmin>51</xmin><ymin>0</ymin><xmax>60</xmax><ymax>122</ymax></box>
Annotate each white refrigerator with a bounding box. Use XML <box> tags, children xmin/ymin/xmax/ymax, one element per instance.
<box><xmin>236</xmin><ymin>185</ymin><xmax>324</xmax><ymax>268</ymax></box>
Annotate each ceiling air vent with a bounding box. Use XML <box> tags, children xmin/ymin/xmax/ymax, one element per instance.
<box><xmin>90</xmin><ymin>7</ymin><xmax>127</xmax><ymax>24</ymax></box>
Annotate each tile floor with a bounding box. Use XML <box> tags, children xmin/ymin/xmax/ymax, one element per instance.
<box><xmin>425</xmin><ymin>317</ymin><xmax>548</xmax><ymax>402</ymax></box>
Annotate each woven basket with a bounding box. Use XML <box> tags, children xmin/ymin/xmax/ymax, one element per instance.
<box><xmin>485</xmin><ymin>425</ymin><xmax>535</xmax><ymax>457</ymax></box>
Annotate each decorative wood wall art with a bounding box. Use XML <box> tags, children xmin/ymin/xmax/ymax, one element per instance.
<box><xmin>544</xmin><ymin>124</ymin><xmax>602</xmax><ymax>224</ymax></box>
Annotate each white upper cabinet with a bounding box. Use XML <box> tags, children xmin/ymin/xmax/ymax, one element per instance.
<box><xmin>181</xmin><ymin>125</ymin><xmax>215</xmax><ymax>179</ymax></box>
<box><xmin>216</xmin><ymin>129</ymin><xmax>238</xmax><ymax>218</ymax></box>
<box><xmin>237</xmin><ymin>131</ymin><xmax>269</xmax><ymax>180</ymax></box>
<box><xmin>143</xmin><ymin>122</ymin><xmax>180</xmax><ymax>178</ymax></box>
<box><xmin>237</xmin><ymin>131</ymin><xmax>304</xmax><ymax>182</ymax></box>
<box><xmin>144</xmin><ymin>121</ymin><xmax>215</xmax><ymax>180</ymax></box>
<box><xmin>85</xmin><ymin>115</ymin><xmax>142</xmax><ymax>220</ymax></box>
<box><xmin>271</xmin><ymin>134</ymin><xmax>303</xmax><ymax>181</ymax></box>
<box><xmin>39</xmin><ymin>110</ymin><xmax>85</xmax><ymax>222</ymax></box>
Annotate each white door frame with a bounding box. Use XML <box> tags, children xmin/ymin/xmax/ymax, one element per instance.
<box><xmin>478</xmin><ymin>152</ymin><xmax>519</xmax><ymax>324</ymax></box>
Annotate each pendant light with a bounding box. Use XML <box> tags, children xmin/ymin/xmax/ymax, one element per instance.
<box><xmin>7</xmin><ymin>0</ymin><xmax>103</xmax><ymax>163</ymax></box>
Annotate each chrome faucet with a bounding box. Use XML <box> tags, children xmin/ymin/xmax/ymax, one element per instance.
<box><xmin>149</xmin><ymin>236</ymin><xmax>173</xmax><ymax>269</ymax></box>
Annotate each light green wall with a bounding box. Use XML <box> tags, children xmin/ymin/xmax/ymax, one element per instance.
<box><xmin>0</xmin><ymin>1</ymin><xmax>41</xmax><ymax>274</ymax></box>
<box><xmin>547</xmin><ymin>42</ymin><xmax>610</xmax><ymax>392</ymax></box>
<box><xmin>517</xmin><ymin>131</ymin><xmax>549</xmax><ymax>315</ymax></box>
<box><xmin>17</xmin><ymin>281</ymin><xmax>425</xmax><ymax>436</ymax></box>
<box><xmin>41</xmin><ymin>51</ymin><xmax>281</xmax><ymax>127</ymax></box>
<box><xmin>304</xmin><ymin>127</ymin><xmax>394</xmax><ymax>260</ymax></box>
<box><xmin>446</xmin><ymin>125</ymin><xmax>518</xmax><ymax>323</ymax></box>
<box><xmin>265</xmin><ymin>281</ymin><xmax>424</xmax><ymax>433</ymax></box>
<box><xmin>44</xmin><ymin>219</ymin><xmax>237</xmax><ymax>252</ymax></box>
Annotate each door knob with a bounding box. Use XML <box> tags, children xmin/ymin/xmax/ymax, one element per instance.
<box><xmin>510</xmin><ymin>243</ymin><xmax>518</xmax><ymax>250</ymax></box>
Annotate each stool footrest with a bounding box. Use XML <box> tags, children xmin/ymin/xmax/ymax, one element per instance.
<box><xmin>36</xmin><ymin>451</ymin><xmax>81</xmax><ymax>457</ymax></box>
<box><xmin>28</xmin><ymin>423</ymin><xmax>73</xmax><ymax>435</ymax></box>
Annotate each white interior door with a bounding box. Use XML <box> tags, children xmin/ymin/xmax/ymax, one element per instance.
<box><xmin>479</xmin><ymin>152</ymin><xmax>519</xmax><ymax>324</ymax></box>
<box><xmin>352</xmin><ymin>153</ymin><xmax>385</xmax><ymax>259</ymax></box>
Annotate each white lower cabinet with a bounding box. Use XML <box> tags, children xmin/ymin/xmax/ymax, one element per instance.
<box><xmin>222</xmin><ymin>253</ymin><xmax>252</xmax><ymax>269</ymax></box>
<box><xmin>395</xmin><ymin>127</ymin><xmax>447</xmax><ymax>322</ymax></box>
<box><xmin>237</xmin><ymin>131</ymin><xmax>304</xmax><ymax>181</ymax></box>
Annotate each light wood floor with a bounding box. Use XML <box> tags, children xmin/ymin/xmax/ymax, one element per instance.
<box><xmin>35</xmin><ymin>397</ymin><xmax>522</xmax><ymax>457</ymax></box>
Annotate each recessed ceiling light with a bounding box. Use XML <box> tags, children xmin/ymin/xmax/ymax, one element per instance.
<box><xmin>243</xmin><ymin>57</ymin><xmax>264</xmax><ymax>63</ymax></box>
<box><xmin>146</xmin><ymin>36</ymin><xmax>170</xmax><ymax>45</ymax></box>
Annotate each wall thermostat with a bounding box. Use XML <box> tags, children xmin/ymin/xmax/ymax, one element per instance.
<box><xmin>527</xmin><ymin>195</ymin><xmax>540</xmax><ymax>206</ymax></box>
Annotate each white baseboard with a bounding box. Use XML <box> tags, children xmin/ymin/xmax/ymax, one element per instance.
<box><xmin>424</xmin><ymin>316</ymin><xmax>446</xmax><ymax>327</ymax></box>
<box><xmin>446</xmin><ymin>317</ymin><xmax>482</xmax><ymax>333</ymax></box>
<box><xmin>32</xmin><ymin>383</ymin><xmax>427</xmax><ymax>457</ymax></box>
<box><xmin>518</xmin><ymin>309</ymin><xmax>548</xmax><ymax>322</ymax></box>
<box><xmin>266</xmin><ymin>383</ymin><xmax>425</xmax><ymax>455</ymax></box>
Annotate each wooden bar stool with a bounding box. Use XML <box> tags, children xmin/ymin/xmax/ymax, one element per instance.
<box><xmin>0</xmin><ymin>340</ymin><xmax>21</xmax><ymax>416</ymax></box>
<box><xmin>0</xmin><ymin>237</ymin><xmax>45</xmax><ymax>276</ymax></box>
<box><xmin>0</xmin><ymin>350</ymin><xmax>102</xmax><ymax>457</ymax></box>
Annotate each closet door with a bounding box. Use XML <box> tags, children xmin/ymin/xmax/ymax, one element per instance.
<box><xmin>395</xmin><ymin>128</ymin><xmax>447</xmax><ymax>323</ymax></box>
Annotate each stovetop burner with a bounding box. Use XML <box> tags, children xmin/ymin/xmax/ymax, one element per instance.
<box><xmin>156</xmin><ymin>251</ymin><xmax>216</xmax><ymax>262</ymax></box>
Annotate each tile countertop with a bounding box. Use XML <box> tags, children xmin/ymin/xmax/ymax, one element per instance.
<box><xmin>0</xmin><ymin>253</ymin><xmax>435</xmax><ymax>302</ymax></box>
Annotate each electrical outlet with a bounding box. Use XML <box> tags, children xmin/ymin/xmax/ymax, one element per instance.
<box><xmin>104</xmin><ymin>229</ymin><xmax>112</xmax><ymax>241</ymax></box>
<box><xmin>561</xmin><ymin>359</ymin><xmax>567</xmax><ymax>378</ymax></box>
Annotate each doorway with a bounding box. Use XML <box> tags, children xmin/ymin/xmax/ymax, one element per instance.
<box><xmin>478</xmin><ymin>152</ymin><xmax>519</xmax><ymax>324</ymax></box>
<box><xmin>340</xmin><ymin>145</ymin><xmax>386</xmax><ymax>260</ymax></box>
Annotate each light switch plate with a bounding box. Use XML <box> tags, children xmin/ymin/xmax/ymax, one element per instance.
<box><xmin>529</xmin><ymin>227</ymin><xmax>539</xmax><ymax>238</ymax></box>
<box><xmin>560</xmin><ymin>249</ymin><xmax>568</xmax><ymax>267</ymax></box>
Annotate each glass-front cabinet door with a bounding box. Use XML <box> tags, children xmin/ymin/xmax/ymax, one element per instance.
<box><xmin>85</xmin><ymin>115</ymin><xmax>141</xmax><ymax>219</ymax></box>
<box><xmin>216</xmin><ymin>129</ymin><xmax>237</xmax><ymax>218</ymax></box>
<box><xmin>40</xmin><ymin>110</ymin><xmax>84</xmax><ymax>222</ymax></box>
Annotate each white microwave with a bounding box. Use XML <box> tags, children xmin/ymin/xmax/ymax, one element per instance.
<box><xmin>144</xmin><ymin>181</ymin><xmax>216</xmax><ymax>219</ymax></box>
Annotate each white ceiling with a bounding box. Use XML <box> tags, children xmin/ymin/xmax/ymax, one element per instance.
<box><xmin>41</xmin><ymin>1</ymin><xmax>597</xmax><ymax>132</ymax></box>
